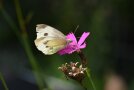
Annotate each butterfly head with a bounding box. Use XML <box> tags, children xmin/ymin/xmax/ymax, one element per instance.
<box><xmin>66</xmin><ymin>39</ymin><xmax>72</xmax><ymax>44</ymax></box>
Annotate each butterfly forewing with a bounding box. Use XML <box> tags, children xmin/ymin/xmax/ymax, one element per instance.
<box><xmin>36</xmin><ymin>24</ymin><xmax>65</xmax><ymax>39</ymax></box>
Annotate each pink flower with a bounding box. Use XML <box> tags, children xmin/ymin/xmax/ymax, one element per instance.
<box><xmin>58</xmin><ymin>32</ymin><xmax>90</xmax><ymax>55</ymax></box>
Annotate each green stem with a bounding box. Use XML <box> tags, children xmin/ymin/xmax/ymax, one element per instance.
<box><xmin>77</xmin><ymin>51</ymin><xmax>96</xmax><ymax>90</ymax></box>
<box><xmin>0</xmin><ymin>72</ymin><xmax>9</xmax><ymax>90</ymax></box>
<box><xmin>14</xmin><ymin>0</ymin><xmax>26</xmax><ymax>33</ymax></box>
<box><xmin>21</xmin><ymin>33</ymin><xmax>44</xmax><ymax>90</ymax></box>
<box><xmin>86</xmin><ymin>68</ymin><xmax>96</xmax><ymax>90</ymax></box>
<box><xmin>0</xmin><ymin>9</ymin><xmax>21</xmax><ymax>40</ymax></box>
<box><xmin>77</xmin><ymin>51</ymin><xmax>87</xmax><ymax>68</ymax></box>
<box><xmin>1</xmin><ymin>0</ymin><xmax>44</xmax><ymax>89</ymax></box>
<box><xmin>1</xmin><ymin>9</ymin><xmax>44</xmax><ymax>90</ymax></box>
<box><xmin>13</xmin><ymin>0</ymin><xmax>44</xmax><ymax>89</ymax></box>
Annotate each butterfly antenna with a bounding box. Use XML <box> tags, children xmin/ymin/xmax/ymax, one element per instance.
<box><xmin>74</xmin><ymin>25</ymin><xmax>79</xmax><ymax>34</ymax></box>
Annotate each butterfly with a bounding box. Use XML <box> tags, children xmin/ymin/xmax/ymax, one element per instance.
<box><xmin>34</xmin><ymin>24</ymin><xmax>72</xmax><ymax>55</ymax></box>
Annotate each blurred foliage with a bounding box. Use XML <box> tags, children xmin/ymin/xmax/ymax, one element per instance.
<box><xmin>0</xmin><ymin>0</ymin><xmax>134</xmax><ymax>90</ymax></box>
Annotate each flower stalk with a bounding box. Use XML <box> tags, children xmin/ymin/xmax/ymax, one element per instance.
<box><xmin>77</xmin><ymin>50</ymin><xmax>87</xmax><ymax>68</ymax></box>
<box><xmin>77</xmin><ymin>51</ymin><xmax>96</xmax><ymax>90</ymax></box>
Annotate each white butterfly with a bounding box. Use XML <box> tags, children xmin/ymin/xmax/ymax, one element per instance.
<box><xmin>34</xmin><ymin>24</ymin><xmax>71</xmax><ymax>55</ymax></box>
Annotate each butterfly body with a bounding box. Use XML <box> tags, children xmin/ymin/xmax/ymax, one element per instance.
<box><xmin>34</xmin><ymin>24</ymin><xmax>71</xmax><ymax>55</ymax></box>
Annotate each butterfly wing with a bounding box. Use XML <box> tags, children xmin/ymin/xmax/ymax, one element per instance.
<box><xmin>36</xmin><ymin>24</ymin><xmax>65</xmax><ymax>39</ymax></box>
<box><xmin>34</xmin><ymin>24</ymin><xmax>67</xmax><ymax>55</ymax></box>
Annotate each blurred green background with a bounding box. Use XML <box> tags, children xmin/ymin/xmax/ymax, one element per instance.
<box><xmin>0</xmin><ymin>0</ymin><xmax>134</xmax><ymax>90</ymax></box>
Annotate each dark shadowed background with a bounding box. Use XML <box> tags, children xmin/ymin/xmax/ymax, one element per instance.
<box><xmin>0</xmin><ymin>0</ymin><xmax>134</xmax><ymax>90</ymax></box>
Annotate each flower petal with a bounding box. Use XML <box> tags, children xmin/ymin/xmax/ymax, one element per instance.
<box><xmin>66</xmin><ymin>33</ymin><xmax>77</xmax><ymax>43</ymax></box>
<box><xmin>78</xmin><ymin>32</ymin><xmax>90</xmax><ymax>46</ymax></box>
<box><xmin>79</xmin><ymin>43</ymin><xmax>86</xmax><ymax>49</ymax></box>
<box><xmin>58</xmin><ymin>32</ymin><xmax>90</xmax><ymax>55</ymax></box>
<box><xmin>58</xmin><ymin>47</ymin><xmax>74</xmax><ymax>55</ymax></box>
<box><xmin>58</xmin><ymin>44</ymin><xmax>78</xmax><ymax>55</ymax></box>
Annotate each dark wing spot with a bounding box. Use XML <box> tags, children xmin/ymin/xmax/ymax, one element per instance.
<box><xmin>36</xmin><ymin>24</ymin><xmax>47</xmax><ymax>31</ymax></box>
<box><xmin>46</xmin><ymin>46</ymin><xmax>49</xmax><ymax>48</ymax></box>
<box><xmin>44</xmin><ymin>33</ymin><xmax>48</xmax><ymax>36</ymax></box>
<box><xmin>36</xmin><ymin>24</ymin><xmax>47</xmax><ymax>29</ymax></box>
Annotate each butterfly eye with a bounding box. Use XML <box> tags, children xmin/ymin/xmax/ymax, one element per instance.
<box><xmin>67</xmin><ymin>39</ymin><xmax>72</xmax><ymax>43</ymax></box>
<box><xmin>69</xmin><ymin>40</ymin><xmax>72</xmax><ymax>43</ymax></box>
<box><xmin>44</xmin><ymin>33</ymin><xmax>48</xmax><ymax>36</ymax></box>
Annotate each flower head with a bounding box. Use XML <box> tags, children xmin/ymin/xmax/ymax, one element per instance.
<box><xmin>58</xmin><ymin>62</ymin><xmax>87</xmax><ymax>82</ymax></box>
<box><xmin>58</xmin><ymin>32</ymin><xmax>90</xmax><ymax>55</ymax></box>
